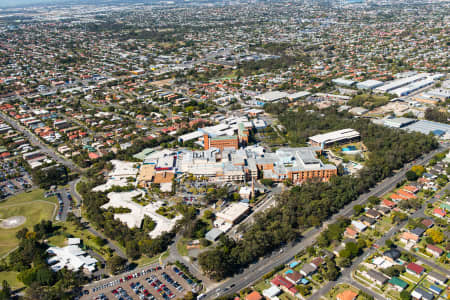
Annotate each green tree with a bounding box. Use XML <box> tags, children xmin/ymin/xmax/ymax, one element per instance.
<box><xmin>203</xmin><ymin>210</ymin><xmax>214</xmax><ymax>220</ymax></box>
<box><xmin>0</xmin><ymin>280</ymin><xmax>11</xmax><ymax>300</ymax></box>
<box><xmin>353</xmin><ymin>204</ymin><xmax>364</xmax><ymax>216</ymax></box>
<box><xmin>405</xmin><ymin>170</ymin><xmax>419</xmax><ymax>181</ymax></box>
<box><xmin>323</xmin><ymin>259</ymin><xmax>339</xmax><ymax>281</ymax></box>
<box><xmin>426</xmin><ymin>228</ymin><xmax>444</xmax><ymax>243</ymax></box>
<box><xmin>400</xmin><ymin>290</ymin><xmax>411</xmax><ymax>300</ymax></box>
<box><xmin>107</xmin><ymin>255</ymin><xmax>127</xmax><ymax>275</ymax></box>
<box><xmin>411</xmin><ymin>165</ymin><xmax>425</xmax><ymax>176</ymax></box>
<box><xmin>368</xmin><ymin>196</ymin><xmax>380</xmax><ymax>205</ymax></box>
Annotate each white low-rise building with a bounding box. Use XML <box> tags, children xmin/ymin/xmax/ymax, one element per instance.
<box><xmin>47</xmin><ymin>245</ymin><xmax>97</xmax><ymax>273</ymax></box>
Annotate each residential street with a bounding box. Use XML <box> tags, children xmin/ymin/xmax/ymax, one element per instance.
<box><xmin>309</xmin><ymin>182</ymin><xmax>450</xmax><ymax>300</ymax></box>
<box><xmin>0</xmin><ymin>111</ymin><xmax>82</xmax><ymax>173</ymax></box>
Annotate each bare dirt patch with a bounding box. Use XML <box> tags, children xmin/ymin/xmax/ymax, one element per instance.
<box><xmin>0</xmin><ymin>216</ymin><xmax>26</xmax><ymax>229</ymax></box>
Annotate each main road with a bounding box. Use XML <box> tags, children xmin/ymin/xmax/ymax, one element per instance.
<box><xmin>310</xmin><ymin>181</ymin><xmax>450</xmax><ymax>300</ymax></box>
<box><xmin>208</xmin><ymin>144</ymin><xmax>447</xmax><ymax>299</ymax></box>
<box><xmin>0</xmin><ymin>111</ymin><xmax>81</xmax><ymax>173</ymax></box>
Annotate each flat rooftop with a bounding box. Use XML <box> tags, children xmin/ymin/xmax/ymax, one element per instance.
<box><xmin>309</xmin><ymin>128</ymin><xmax>360</xmax><ymax>145</ymax></box>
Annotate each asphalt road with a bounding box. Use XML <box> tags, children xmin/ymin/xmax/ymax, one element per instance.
<box><xmin>56</xmin><ymin>189</ymin><xmax>72</xmax><ymax>221</ymax></box>
<box><xmin>208</xmin><ymin>145</ymin><xmax>447</xmax><ymax>299</ymax></box>
<box><xmin>0</xmin><ymin>112</ymin><xmax>81</xmax><ymax>173</ymax></box>
<box><xmin>69</xmin><ymin>179</ymin><xmax>128</xmax><ymax>259</ymax></box>
<box><xmin>310</xmin><ymin>182</ymin><xmax>450</xmax><ymax>300</ymax></box>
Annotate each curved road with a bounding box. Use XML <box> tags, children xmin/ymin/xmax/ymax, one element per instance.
<box><xmin>69</xmin><ymin>179</ymin><xmax>128</xmax><ymax>259</ymax></box>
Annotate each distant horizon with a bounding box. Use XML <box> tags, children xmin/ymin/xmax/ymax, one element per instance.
<box><xmin>0</xmin><ymin>0</ymin><xmax>69</xmax><ymax>8</ymax></box>
<box><xmin>0</xmin><ymin>0</ymin><xmax>177</xmax><ymax>9</ymax></box>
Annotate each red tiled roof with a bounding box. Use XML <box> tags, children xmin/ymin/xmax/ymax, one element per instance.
<box><xmin>421</xmin><ymin>219</ymin><xmax>433</xmax><ymax>228</ymax></box>
<box><xmin>403</xmin><ymin>185</ymin><xmax>419</xmax><ymax>193</ymax></box>
<box><xmin>406</xmin><ymin>262</ymin><xmax>424</xmax><ymax>275</ymax></box>
<box><xmin>88</xmin><ymin>152</ymin><xmax>100</xmax><ymax>160</ymax></box>
<box><xmin>336</xmin><ymin>290</ymin><xmax>358</xmax><ymax>300</ymax></box>
<box><xmin>426</xmin><ymin>244</ymin><xmax>443</xmax><ymax>255</ymax></box>
<box><xmin>382</xmin><ymin>199</ymin><xmax>396</xmax><ymax>208</ymax></box>
<box><xmin>433</xmin><ymin>208</ymin><xmax>446</xmax><ymax>216</ymax></box>
<box><xmin>245</xmin><ymin>291</ymin><xmax>262</xmax><ymax>300</ymax></box>
<box><xmin>271</xmin><ymin>275</ymin><xmax>294</xmax><ymax>289</ymax></box>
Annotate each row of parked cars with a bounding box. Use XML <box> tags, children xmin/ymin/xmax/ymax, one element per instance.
<box><xmin>172</xmin><ymin>266</ymin><xmax>196</xmax><ymax>287</ymax></box>
<box><xmin>90</xmin><ymin>266</ymin><xmax>164</xmax><ymax>295</ymax></box>
<box><xmin>0</xmin><ymin>162</ymin><xmax>31</xmax><ymax>197</ymax></box>
<box><xmin>132</xmin><ymin>280</ymin><xmax>157</xmax><ymax>300</ymax></box>
<box><xmin>111</xmin><ymin>287</ymin><xmax>133</xmax><ymax>300</ymax></box>
<box><xmin>146</xmin><ymin>275</ymin><xmax>175</xmax><ymax>300</ymax></box>
<box><xmin>91</xmin><ymin>278</ymin><xmax>124</xmax><ymax>294</ymax></box>
<box><xmin>161</xmin><ymin>272</ymin><xmax>184</xmax><ymax>293</ymax></box>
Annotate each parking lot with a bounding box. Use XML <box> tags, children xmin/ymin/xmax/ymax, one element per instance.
<box><xmin>0</xmin><ymin>160</ymin><xmax>33</xmax><ymax>198</ymax></box>
<box><xmin>80</xmin><ymin>264</ymin><xmax>198</xmax><ymax>300</ymax></box>
<box><xmin>44</xmin><ymin>188</ymin><xmax>75</xmax><ymax>221</ymax></box>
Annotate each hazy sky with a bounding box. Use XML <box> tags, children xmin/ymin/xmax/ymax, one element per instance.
<box><xmin>0</xmin><ymin>0</ymin><xmax>69</xmax><ymax>8</ymax></box>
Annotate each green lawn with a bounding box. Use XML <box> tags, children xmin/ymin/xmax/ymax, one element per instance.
<box><xmin>132</xmin><ymin>251</ymin><xmax>168</xmax><ymax>267</ymax></box>
<box><xmin>0</xmin><ymin>189</ymin><xmax>57</xmax><ymax>257</ymax></box>
<box><xmin>48</xmin><ymin>221</ymin><xmax>113</xmax><ymax>260</ymax></box>
<box><xmin>254</xmin><ymin>279</ymin><xmax>271</xmax><ymax>293</ymax></box>
<box><xmin>0</xmin><ymin>271</ymin><xmax>24</xmax><ymax>289</ymax></box>
<box><xmin>176</xmin><ymin>239</ymin><xmax>189</xmax><ymax>256</ymax></box>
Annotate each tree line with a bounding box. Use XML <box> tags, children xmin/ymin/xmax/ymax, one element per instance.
<box><xmin>77</xmin><ymin>181</ymin><xmax>174</xmax><ymax>260</ymax></box>
<box><xmin>0</xmin><ymin>220</ymin><xmax>87</xmax><ymax>299</ymax></box>
<box><xmin>198</xmin><ymin>107</ymin><xmax>438</xmax><ymax>280</ymax></box>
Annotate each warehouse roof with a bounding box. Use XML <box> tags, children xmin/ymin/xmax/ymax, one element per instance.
<box><xmin>256</xmin><ymin>91</ymin><xmax>289</xmax><ymax>102</ymax></box>
<box><xmin>309</xmin><ymin>128</ymin><xmax>360</xmax><ymax>145</ymax></box>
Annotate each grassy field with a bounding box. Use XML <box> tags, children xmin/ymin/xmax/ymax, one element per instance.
<box><xmin>48</xmin><ymin>222</ymin><xmax>113</xmax><ymax>260</ymax></box>
<box><xmin>132</xmin><ymin>251</ymin><xmax>168</xmax><ymax>267</ymax></box>
<box><xmin>0</xmin><ymin>271</ymin><xmax>23</xmax><ymax>289</ymax></box>
<box><xmin>0</xmin><ymin>189</ymin><xmax>57</xmax><ymax>257</ymax></box>
<box><xmin>176</xmin><ymin>240</ymin><xmax>189</xmax><ymax>256</ymax></box>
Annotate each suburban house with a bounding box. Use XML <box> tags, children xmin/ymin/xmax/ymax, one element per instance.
<box><xmin>383</xmin><ymin>249</ymin><xmax>401</xmax><ymax>262</ymax></box>
<box><xmin>285</xmin><ymin>271</ymin><xmax>303</xmax><ymax>285</ymax></box>
<box><xmin>406</xmin><ymin>262</ymin><xmax>425</xmax><ymax>277</ymax></box>
<box><xmin>300</xmin><ymin>263</ymin><xmax>317</xmax><ymax>277</ymax></box>
<box><xmin>427</xmin><ymin>271</ymin><xmax>448</xmax><ymax>285</ymax></box>
<box><xmin>345</xmin><ymin>227</ymin><xmax>358</xmax><ymax>239</ymax></box>
<box><xmin>411</xmin><ymin>288</ymin><xmax>434</xmax><ymax>300</ymax></box>
<box><xmin>399</xmin><ymin>232</ymin><xmax>419</xmax><ymax>244</ymax></box>
<box><xmin>366</xmin><ymin>209</ymin><xmax>381</xmax><ymax>219</ymax></box>
<box><xmin>382</xmin><ymin>199</ymin><xmax>396</xmax><ymax>209</ymax></box>
<box><xmin>433</xmin><ymin>208</ymin><xmax>446</xmax><ymax>218</ymax></box>
<box><xmin>421</xmin><ymin>219</ymin><xmax>434</xmax><ymax>228</ymax></box>
<box><xmin>359</xmin><ymin>215</ymin><xmax>376</xmax><ymax>227</ymax></box>
<box><xmin>411</xmin><ymin>227</ymin><xmax>425</xmax><ymax>237</ymax></box>
<box><xmin>336</xmin><ymin>290</ymin><xmax>358</xmax><ymax>300</ymax></box>
<box><xmin>388</xmin><ymin>277</ymin><xmax>408</xmax><ymax>291</ymax></box>
<box><xmin>270</xmin><ymin>275</ymin><xmax>298</xmax><ymax>297</ymax></box>
<box><xmin>365</xmin><ymin>269</ymin><xmax>389</xmax><ymax>285</ymax></box>
<box><xmin>245</xmin><ymin>291</ymin><xmax>263</xmax><ymax>300</ymax></box>
<box><xmin>351</xmin><ymin>220</ymin><xmax>367</xmax><ymax>232</ymax></box>
<box><xmin>426</xmin><ymin>244</ymin><xmax>444</xmax><ymax>257</ymax></box>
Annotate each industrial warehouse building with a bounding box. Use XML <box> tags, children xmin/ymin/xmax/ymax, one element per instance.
<box><xmin>332</xmin><ymin>78</ymin><xmax>356</xmax><ymax>87</ymax></box>
<box><xmin>308</xmin><ymin>129</ymin><xmax>360</xmax><ymax>148</ymax></box>
<box><xmin>383</xmin><ymin>117</ymin><xmax>450</xmax><ymax>139</ymax></box>
<box><xmin>356</xmin><ymin>79</ymin><xmax>384</xmax><ymax>90</ymax></box>
<box><xmin>255</xmin><ymin>91</ymin><xmax>289</xmax><ymax>105</ymax></box>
